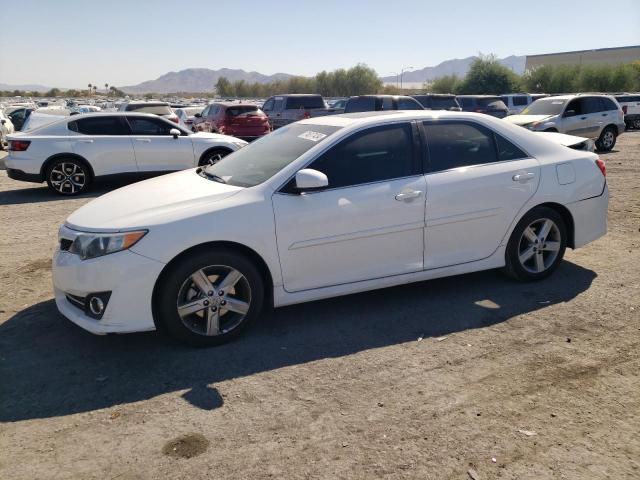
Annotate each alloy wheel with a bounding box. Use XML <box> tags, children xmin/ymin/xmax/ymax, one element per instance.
<box><xmin>176</xmin><ymin>265</ymin><xmax>251</xmax><ymax>336</ymax></box>
<box><xmin>204</xmin><ymin>153</ymin><xmax>224</xmax><ymax>166</ymax></box>
<box><xmin>517</xmin><ymin>218</ymin><xmax>562</xmax><ymax>274</ymax></box>
<box><xmin>49</xmin><ymin>162</ymin><xmax>86</xmax><ymax>194</ymax></box>
<box><xmin>601</xmin><ymin>130</ymin><xmax>615</xmax><ymax>149</ymax></box>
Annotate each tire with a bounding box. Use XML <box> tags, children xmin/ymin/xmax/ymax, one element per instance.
<box><xmin>198</xmin><ymin>148</ymin><xmax>231</xmax><ymax>167</ymax></box>
<box><xmin>45</xmin><ymin>157</ymin><xmax>91</xmax><ymax>195</ymax></box>
<box><xmin>503</xmin><ymin>206</ymin><xmax>567</xmax><ymax>282</ymax></box>
<box><xmin>155</xmin><ymin>249</ymin><xmax>264</xmax><ymax>347</ymax></box>
<box><xmin>543</xmin><ymin>128</ymin><xmax>558</xmax><ymax>132</ymax></box>
<box><xmin>633</xmin><ymin>118</ymin><xmax>640</xmax><ymax>130</ymax></box>
<box><xmin>595</xmin><ymin>126</ymin><xmax>617</xmax><ymax>152</ymax></box>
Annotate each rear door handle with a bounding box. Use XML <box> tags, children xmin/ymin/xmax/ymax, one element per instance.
<box><xmin>77</xmin><ymin>139</ymin><xmax>93</xmax><ymax>143</ymax></box>
<box><xmin>513</xmin><ymin>172</ymin><xmax>535</xmax><ymax>182</ymax></box>
<box><xmin>135</xmin><ymin>138</ymin><xmax>151</xmax><ymax>142</ymax></box>
<box><xmin>395</xmin><ymin>190</ymin><xmax>422</xmax><ymax>201</ymax></box>
<box><xmin>602</xmin><ymin>113</ymin><xmax>608</xmax><ymax>117</ymax></box>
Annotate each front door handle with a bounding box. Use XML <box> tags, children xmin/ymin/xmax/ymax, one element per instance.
<box><xmin>135</xmin><ymin>138</ymin><xmax>151</xmax><ymax>142</ymax></box>
<box><xmin>395</xmin><ymin>190</ymin><xmax>423</xmax><ymax>201</ymax></box>
<box><xmin>513</xmin><ymin>172</ymin><xmax>535</xmax><ymax>182</ymax></box>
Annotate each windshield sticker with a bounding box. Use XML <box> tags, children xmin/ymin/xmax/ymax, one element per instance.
<box><xmin>298</xmin><ymin>131</ymin><xmax>327</xmax><ymax>142</ymax></box>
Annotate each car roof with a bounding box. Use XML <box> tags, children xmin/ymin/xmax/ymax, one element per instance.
<box><xmin>212</xmin><ymin>102</ymin><xmax>259</xmax><ymax>107</ymax></box>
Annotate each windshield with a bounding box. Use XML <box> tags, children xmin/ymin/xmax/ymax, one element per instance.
<box><xmin>203</xmin><ymin>123</ymin><xmax>341</xmax><ymax>187</ymax></box>
<box><xmin>477</xmin><ymin>97</ymin><xmax>506</xmax><ymax>109</ymax></box>
<box><xmin>521</xmin><ymin>98</ymin><xmax>567</xmax><ymax>116</ymax></box>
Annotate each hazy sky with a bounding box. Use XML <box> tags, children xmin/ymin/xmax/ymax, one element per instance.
<box><xmin>1</xmin><ymin>0</ymin><xmax>639</xmax><ymax>88</ymax></box>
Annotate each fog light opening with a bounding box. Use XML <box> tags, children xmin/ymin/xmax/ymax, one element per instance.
<box><xmin>89</xmin><ymin>296</ymin><xmax>105</xmax><ymax>316</ymax></box>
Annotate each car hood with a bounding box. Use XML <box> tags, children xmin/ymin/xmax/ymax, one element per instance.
<box><xmin>505</xmin><ymin>114</ymin><xmax>554</xmax><ymax>125</ymax></box>
<box><xmin>65</xmin><ymin>169</ymin><xmax>243</xmax><ymax>231</ymax></box>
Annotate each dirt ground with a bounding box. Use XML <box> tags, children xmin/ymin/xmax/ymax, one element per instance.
<box><xmin>0</xmin><ymin>133</ymin><xmax>638</xmax><ymax>480</ymax></box>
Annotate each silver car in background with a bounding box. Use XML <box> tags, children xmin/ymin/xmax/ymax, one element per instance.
<box><xmin>505</xmin><ymin>94</ymin><xmax>625</xmax><ymax>151</ymax></box>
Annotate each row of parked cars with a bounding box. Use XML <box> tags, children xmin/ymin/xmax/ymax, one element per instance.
<box><xmin>2</xmin><ymin>90</ymin><xmax>633</xmax><ymax>197</ymax></box>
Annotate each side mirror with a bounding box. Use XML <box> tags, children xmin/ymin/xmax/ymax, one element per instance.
<box><xmin>295</xmin><ymin>168</ymin><xmax>328</xmax><ymax>192</ymax></box>
<box><xmin>170</xmin><ymin>128</ymin><xmax>181</xmax><ymax>138</ymax></box>
<box><xmin>563</xmin><ymin>109</ymin><xmax>576</xmax><ymax>118</ymax></box>
<box><xmin>0</xmin><ymin>119</ymin><xmax>5</xmax><ymax>125</ymax></box>
<box><xmin>194</xmin><ymin>113</ymin><xmax>201</xmax><ymax>118</ymax></box>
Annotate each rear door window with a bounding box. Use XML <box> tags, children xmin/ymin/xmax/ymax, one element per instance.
<box><xmin>423</xmin><ymin>121</ymin><xmax>498</xmax><ymax>172</ymax></box>
<box><xmin>127</xmin><ymin>116</ymin><xmax>175</xmax><ymax>135</ymax></box>
<box><xmin>458</xmin><ymin>97</ymin><xmax>473</xmax><ymax>108</ymax></box>
<box><xmin>583</xmin><ymin>97</ymin><xmax>604</xmax><ymax>114</ymax></box>
<box><xmin>71</xmin><ymin>116</ymin><xmax>129</xmax><ymax>135</ymax></box>
<box><xmin>310</xmin><ymin>123</ymin><xmax>416</xmax><ymax>188</ymax></box>
<box><xmin>599</xmin><ymin>97</ymin><xmax>618</xmax><ymax>111</ymax></box>
<box><xmin>262</xmin><ymin>98</ymin><xmax>275</xmax><ymax>111</ymax></box>
<box><xmin>430</xmin><ymin>97</ymin><xmax>458</xmax><ymax>109</ymax></box>
<box><xmin>381</xmin><ymin>97</ymin><xmax>394</xmax><ymax>110</ymax></box>
<box><xmin>273</xmin><ymin>97</ymin><xmax>285</xmax><ymax>111</ymax></box>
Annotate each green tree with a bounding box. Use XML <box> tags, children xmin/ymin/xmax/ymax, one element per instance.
<box><xmin>456</xmin><ymin>55</ymin><xmax>522</xmax><ymax>94</ymax></box>
<box><xmin>215</xmin><ymin>77</ymin><xmax>233</xmax><ymax>97</ymax></box>
<box><xmin>45</xmin><ymin>88</ymin><xmax>61</xmax><ymax>97</ymax></box>
<box><xmin>428</xmin><ymin>75</ymin><xmax>461</xmax><ymax>93</ymax></box>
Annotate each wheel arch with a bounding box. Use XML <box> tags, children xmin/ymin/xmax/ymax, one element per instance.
<box><xmin>517</xmin><ymin>202</ymin><xmax>575</xmax><ymax>249</ymax></box>
<box><xmin>41</xmin><ymin>153</ymin><xmax>95</xmax><ymax>180</ymax></box>
<box><xmin>151</xmin><ymin>240</ymin><xmax>274</xmax><ymax>331</ymax></box>
<box><xmin>603</xmin><ymin>123</ymin><xmax>621</xmax><ymax>136</ymax></box>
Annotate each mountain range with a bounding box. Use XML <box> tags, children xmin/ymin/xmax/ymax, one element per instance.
<box><xmin>380</xmin><ymin>55</ymin><xmax>526</xmax><ymax>84</ymax></box>
<box><xmin>120</xmin><ymin>68</ymin><xmax>293</xmax><ymax>94</ymax></box>
<box><xmin>1</xmin><ymin>55</ymin><xmax>527</xmax><ymax>93</ymax></box>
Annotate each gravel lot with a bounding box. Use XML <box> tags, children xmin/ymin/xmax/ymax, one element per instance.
<box><xmin>0</xmin><ymin>134</ymin><xmax>638</xmax><ymax>480</ymax></box>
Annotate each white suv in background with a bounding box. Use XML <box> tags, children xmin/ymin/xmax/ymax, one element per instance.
<box><xmin>505</xmin><ymin>94</ymin><xmax>625</xmax><ymax>151</ymax></box>
<box><xmin>0</xmin><ymin>110</ymin><xmax>15</xmax><ymax>149</ymax></box>
<box><xmin>614</xmin><ymin>93</ymin><xmax>640</xmax><ymax>130</ymax></box>
<box><xmin>5</xmin><ymin>112</ymin><xmax>247</xmax><ymax>195</ymax></box>
<box><xmin>500</xmin><ymin>93</ymin><xmax>548</xmax><ymax>115</ymax></box>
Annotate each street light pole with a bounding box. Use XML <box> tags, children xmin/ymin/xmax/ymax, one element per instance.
<box><xmin>400</xmin><ymin>66</ymin><xmax>414</xmax><ymax>91</ymax></box>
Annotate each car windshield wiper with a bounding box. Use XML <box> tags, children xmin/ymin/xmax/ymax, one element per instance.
<box><xmin>201</xmin><ymin>169</ymin><xmax>227</xmax><ymax>184</ymax></box>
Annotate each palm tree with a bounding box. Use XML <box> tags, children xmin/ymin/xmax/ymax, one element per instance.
<box><xmin>87</xmin><ymin>83</ymin><xmax>92</xmax><ymax>96</ymax></box>
<box><xmin>104</xmin><ymin>83</ymin><xmax>109</xmax><ymax>94</ymax></box>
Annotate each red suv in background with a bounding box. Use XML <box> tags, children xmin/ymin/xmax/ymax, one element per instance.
<box><xmin>193</xmin><ymin>103</ymin><xmax>271</xmax><ymax>140</ymax></box>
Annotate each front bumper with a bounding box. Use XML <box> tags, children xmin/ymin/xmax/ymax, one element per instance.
<box><xmin>53</xmin><ymin>249</ymin><xmax>165</xmax><ymax>334</ymax></box>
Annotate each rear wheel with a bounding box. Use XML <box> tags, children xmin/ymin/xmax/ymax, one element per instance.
<box><xmin>45</xmin><ymin>158</ymin><xmax>90</xmax><ymax>195</ymax></box>
<box><xmin>155</xmin><ymin>249</ymin><xmax>264</xmax><ymax>347</ymax></box>
<box><xmin>633</xmin><ymin>118</ymin><xmax>640</xmax><ymax>130</ymax></box>
<box><xmin>595</xmin><ymin>126</ymin><xmax>616</xmax><ymax>152</ymax></box>
<box><xmin>503</xmin><ymin>207</ymin><xmax>567</xmax><ymax>281</ymax></box>
<box><xmin>198</xmin><ymin>148</ymin><xmax>231</xmax><ymax>167</ymax></box>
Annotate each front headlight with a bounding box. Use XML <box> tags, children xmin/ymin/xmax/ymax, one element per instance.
<box><xmin>68</xmin><ymin>230</ymin><xmax>147</xmax><ymax>260</ymax></box>
<box><xmin>231</xmin><ymin>141</ymin><xmax>248</xmax><ymax>149</ymax></box>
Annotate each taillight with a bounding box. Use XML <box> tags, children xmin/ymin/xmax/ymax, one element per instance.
<box><xmin>9</xmin><ymin>140</ymin><xmax>31</xmax><ymax>151</ymax></box>
<box><xmin>303</xmin><ymin>111</ymin><xmax>310</xmax><ymax>119</ymax></box>
<box><xmin>621</xmin><ymin>106</ymin><xmax>627</xmax><ymax>114</ymax></box>
<box><xmin>595</xmin><ymin>157</ymin><xmax>606</xmax><ymax>177</ymax></box>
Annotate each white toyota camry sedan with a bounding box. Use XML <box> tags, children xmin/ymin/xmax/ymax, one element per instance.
<box><xmin>5</xmin><ymin>112</ymin><xmax>247</xmax><ymax>195</ymax></box>
<box><xmin>52</xmin><ymin>111</ymin><xmax>608</xmax><ymax>346</ymax></box>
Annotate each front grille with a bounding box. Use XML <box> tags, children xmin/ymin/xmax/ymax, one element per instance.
<box><xmin>60</xmin><ymin>238</ymin><xmax>73</xmax><ymax>251</ymax></box>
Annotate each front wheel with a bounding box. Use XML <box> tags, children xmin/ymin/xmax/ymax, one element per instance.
<box><xmin>503</xmin><ymin>207</ymin><xmax>567</xmax><ymax>281</ymax></box>
<box><xmin>595</xmin><ymin>126</ymin><xmax>616</xmax><ymax>152</ymax></box>
<box><xmin>155</xmin><ymin>249</ymin><xmax>264</xmax><ymax>347</ymax></box>
<box><xmin>45</xmin><ymin>158</ymin><xmax>90</xmax><ymax>195</ymax></box>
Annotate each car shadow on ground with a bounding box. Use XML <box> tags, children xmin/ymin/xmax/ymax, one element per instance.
<box><xmin>0</xmin><ymin>261</ymin><xmax>596</xmax><ymax>422</ymax></box>
<box><xmin>0</xmin><ymin>177</ymin><xmax>149</xmax><ymax>206</ymax></box>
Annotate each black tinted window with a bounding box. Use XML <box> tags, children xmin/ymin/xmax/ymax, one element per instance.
<box><xmin>565</xmin><ymin>99</ymin><xmax>584</xmax><ymax>115</ymax></box>
<box><xmin>127</xmin><ymin>117</ymin><xmax>174</xmax><ymax>135</ymax></box>
<box><xmin>430</xmin><ymin>97</ymin><xmax>458</xmax><ymax>110</ymax></box>
<box><xmin>583</xmin><ymin>97</ymin><xmax>604</xmax><ymax>114</ymax></box>
<box><xmin>311</xmin><ymin>123</ymin><xmax>415</xmax><ymax>188</ymax></box>
<box><xmin>262</xmin><ymin>98</ymin><xmax>274</xmax><ymax>111</ymax></box>
<box><xmin>382</xmin><ymin>97</ymin><xmax>394</xmax><ymax>110</ymax></box>
<box><xmin>600</xmin><ymin>97</ymin><xmax>618</xmax><ymax>111</ymax></box>
<box><xmin>458</xmin><ymin>97</ymin><xmax>473</xmax><ymax>108</ymax></box>
<box><xmin>72</xmin><ymin>116</ymin><xmax>128</xmax><ymax>135</ymax></box>
<box><xmin>513</xmin><ymin>96</ymin><xmax>529</xmax><ymax>106</ymax></box>
<box><xmin>397</xmin><ymin>98</ymin><xmax>423</xmax><ymax>110</ymax></box>
<box><xmin>344</xmin><ymin>97</ymin><xmax>377</xmax><ymax>113</ymax></box>
<box><xmin>424</xmin><ymin>122</ymin><xmax>498</xmax><ymax>172</ymax></box>
<box><xmin>285</xmin><ymin>96</ymin><xmax>324</xmax><ymax>109</ymax></box>
<box><xmin>495</xmin><ymin>134</ymin><xmax>527</xmax><ymax>161</ymax></box>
